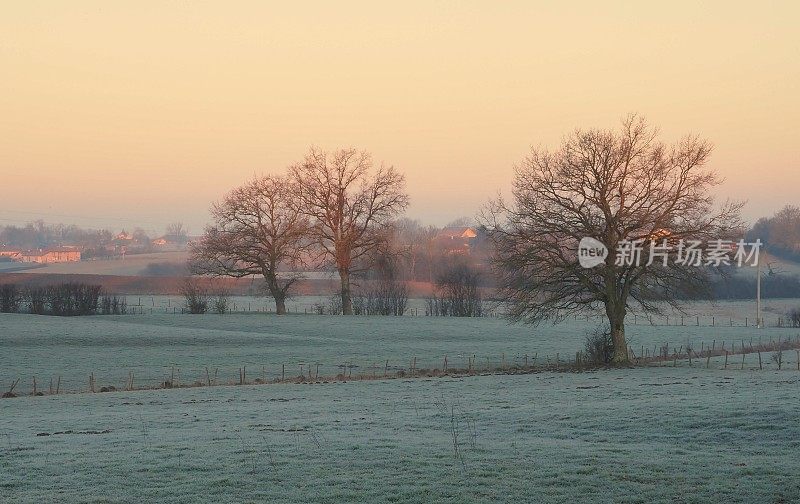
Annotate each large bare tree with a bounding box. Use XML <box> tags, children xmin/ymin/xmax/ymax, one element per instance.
<box><xmin>291</xmin><ymin>147</ymin><xmax>409</xmax><ymax>315</ymax></box>
<box><xmin>190</xmin><ymin>175</ymin><xmax>310</xmax><ymax>315</ymax></box>
<box><xmin>484</xmin><ymin>116</ymin><xmax>743</xmax><ymax>363</ymax></box>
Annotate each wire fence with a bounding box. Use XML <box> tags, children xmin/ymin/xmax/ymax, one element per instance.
<box><xmin>116</xmin><ymin>295</ymin><xmax>799</xmax><ymax>328</ymax></box>
<box><xmin>6</xmin><ymin>335</ymin><xmax>800</xmax><ymax>399</ymax></box>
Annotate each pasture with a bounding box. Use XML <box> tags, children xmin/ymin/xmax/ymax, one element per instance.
<box><xmin>3</xmin><ymin>298</ymin><xmax>800</xmax><ymax>394</ymax></box>
<box><xmin>2</xmin><ymin>368</ymin><xmax>800</xmax><ymax>503</ymax></box>
<box><xmin>2</xmin><ymin>299</ymin><xmax>800</xmax><ymax>503</ymax></box>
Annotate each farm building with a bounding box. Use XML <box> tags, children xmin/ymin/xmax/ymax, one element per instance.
<box><xmin>18</xmin><ymin>247</ymin><xmax>81</xmax><ymax>263</ymax></box>
<box><xmin>437</xmin><ymin>226</ymin><xmax>478</xmax><ymax>240</ymax></box>
<box><xmin>436</xmin><ymin>226</ymin><xmax>479</xmax><ymax>255</ymax></box>
<box><xmin>0</xmin><ymin>247</ymin><xmax>22</xmax><ymax>260</ymax></box>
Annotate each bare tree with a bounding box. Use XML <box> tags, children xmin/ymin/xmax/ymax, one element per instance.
<box><xmin>484</xmin><ymin>115</ymin><xmax>742</xmax><ymax>363</ymax></box>
<box><xmin>291</xmin><ymin>147</ymin><xmax>409</xmax><ymax>315</ymax></box>
<box><xmin>190</xmin><ymin>175</ymin><xmax>310</xmax><ymax>315</ymax></box>
<box><xmin>166</xmin><ymin>222</ymin><xmax>188</xmax><ymax>243</ymax></box>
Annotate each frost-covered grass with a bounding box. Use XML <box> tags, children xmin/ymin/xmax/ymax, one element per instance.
<box><xmin>2</xmin><ymin>304</ymin><xmax>800</xmax><ymax>393</ymax></box>
<box><xmin>3</xmin><ymin>302</ymin><xmax>800</xmax><ymax>502</ymax></box>
<box><xmin>2</xmin><ymin>367</ymin><xmax>799</xmax><ymax>503</ymax></box>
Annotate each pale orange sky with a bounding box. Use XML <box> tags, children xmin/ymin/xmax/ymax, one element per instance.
<box><xmin>1</xmin><ymin>1</ymin><xmax>798</xmax><ymax>234</ymax></box>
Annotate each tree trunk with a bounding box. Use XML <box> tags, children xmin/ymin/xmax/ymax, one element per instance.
<box><xmin>610</xmin><ymin>322</ymin><xmax>628</xmax><ymax>364</ymax></box>
<box><xmin>339</xmin><ymin>269</ymin><xmax>353</xmax><ymax>315</ymax></box>
<box><xmin>607</xmin><ymin>304</ymin><xmax>629</xmax><ymax>364</ymax></box>
<box><xmin>264</xmin><ymin>271</ymin><xmax>287</xmax><ymax>315</ymax></box>
<box><xmin>274</xmin><ymin>295</ymin><xmax>287</xmax><ymax>315</ymax></box>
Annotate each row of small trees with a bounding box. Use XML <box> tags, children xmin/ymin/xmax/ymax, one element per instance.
<box><xmin>0</xmin><ymin>283</ymin><xmax>126</xmax><ymax>316</ymax></box>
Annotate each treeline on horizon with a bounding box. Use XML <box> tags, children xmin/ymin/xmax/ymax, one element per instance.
<box><xmin>4</xmin><ymin>206</ymin><xmax>800</xmax><ymax>300</ymax></box>
<box><xmin>0</xmin><ymin>221</ymin><xmax>189</xmax><ymax>258</ymax></box>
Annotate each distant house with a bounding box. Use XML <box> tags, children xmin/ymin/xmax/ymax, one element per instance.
<box><xmin>437</xmin><ymin>227</ymin><xmax>478</xmax><ymax>240</ymax></box>
<box><xmin>151</xmin><ymin>234</ymin><xmax>189</xmax><ymax>251</ymax></box>
<box><xmin>436</xmin><ymin>226</ymin><xmax>479</xmax><ymax>255</ymax></box>
<box><xmin>19</xmin><ymin>247</ymin><xmax>81</xmax><ymax>264</ymax></box>
<box><xmin>0</xmin><ymin>247</ymin><xmax>22</xmax><ymax>260</ymax></box>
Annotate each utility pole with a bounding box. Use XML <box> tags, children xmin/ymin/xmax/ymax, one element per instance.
<box><xmin>756</xmin><ymin>256</ymin><xmax>762</xmax><ymax>328</ymax></box>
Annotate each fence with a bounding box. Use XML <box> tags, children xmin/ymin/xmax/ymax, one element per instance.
<box><xmin>111</xmin><ymin>296</ymin><xmax>799</xmax><ymax>327</ymax></box>
<box><xmin>7</xmin><ymin>336</ymin><xmax>800</xmax><ymax>399</ymax></box>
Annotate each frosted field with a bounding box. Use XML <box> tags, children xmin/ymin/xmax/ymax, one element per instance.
<box><xmin>2</xmin><ymin>368</ymin><xmax>800</xmax><ymax>503</ymax></box>
<box><xmin>2</xmin><ymin>301</ymin><xmax>800</xmax><ymax>502</ymax></box>
<box><xmin>3</xmin><ymin>299</ymin><xmax>800</xmax><ymax>393</ymax></box>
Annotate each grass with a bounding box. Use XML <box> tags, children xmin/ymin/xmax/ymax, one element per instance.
<box><xmin>2</xmin><ymin>300</ymin><xmax>800</xmax><ymax>393</ymax></box>
<box><xmin>3</xmin><ymin>300</ymin><xmax>800</xmax><ymax>502</ymax></box>
<box><xmin>2</xmin><ymin>368</ymin><xmax>800</xmax><ymax>503</ymax></box>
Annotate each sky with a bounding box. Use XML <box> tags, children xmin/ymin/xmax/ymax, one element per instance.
<box><xmin>1</xmin><ymin>1</ymin><xmax>798</xmax><ymax>235</ymax></box>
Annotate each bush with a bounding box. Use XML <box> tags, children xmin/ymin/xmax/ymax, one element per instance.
<box><xmin>20</xmin><ymin>283</ymin><xmax>102</xmax><ymax>316</ymax></box>
<box><xmin>353</xmin><ymin>255</ymin><xmax>409</xmax><ymax>316</ymax></box>
<box><xmin>100</xmin><ymin>294</ymin><xmax>127</xmax><ymax>315</ymax></box>
<box><xmin>425</xmin><ymin>294</ymin><xmax>450</xmax><ymax>316</ymax></box>
<box><xmin>213</xmin><ymin>291</ymin><xmax>230</xmax><ymax>314</ymax></box>
<box><xmin>46</xmin><ymin>283</ymin><xmax>102</xmax><ymax>316</ymax></box>
<box><xmin>354</xmin><ymin>281</ymin><xmax>409</xmax><ymax>316</ymax></box>
<box><xmin>788</xmin><ymin>308</ymin><xmax>800</xmax><ymax>328</ymax></box>
<box><xmin>428</xmin><ymin>263</ymin><xmax>482</xmax><ymax>317</ymax></box>
<box><xmin>584</xmin><ymin>327</ymin><xmax>614</xmax><ymax>365</ymax></box>
<box><xmin>0</xmin><ymin>284</ymin><xmax>22</xmax><ymax>313</ymax></box>
<box><xmin>27</xmin><ymin>286</ymin><xmax>47</xmax><ymax>315</ymax></box>
<box><xmin>180</xmin><ymin>279</ymin><xmax>209</xmax><ymax>314</ymax></box>
<box><xmin>327</xmin><ymin>295</ymin><xmax>343</xmax><ymax>315</ymax></box>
